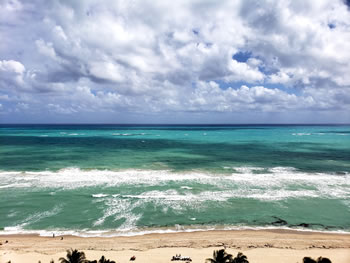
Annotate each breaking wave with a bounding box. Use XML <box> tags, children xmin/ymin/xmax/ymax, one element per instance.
<box><xmin>1</xmin><ymin>167</ymin><xmax>350</xmax><ymax>236</ymax></box>
<box><xmin>0</xmin><ymin>167</ymin><xmax>349</xmax><ymax>200</ymax></box>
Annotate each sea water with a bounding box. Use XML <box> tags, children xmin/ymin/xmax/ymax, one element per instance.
<box><xmin>0</xmin><ymin>124</ymin><xmax>349</xmax><ymax>236</ymax></box>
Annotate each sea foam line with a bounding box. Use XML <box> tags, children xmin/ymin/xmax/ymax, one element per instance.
<box><xmin>1</xmin><ymin>224</ymin><xmax>349</xmax><ymax>238</ymax></box>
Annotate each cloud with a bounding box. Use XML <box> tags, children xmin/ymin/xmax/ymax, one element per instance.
<box><xmin>35</xmin><ymin>39</ymin><xmax>57</xmax><ymax>60</ymax></box>
<box><xmin>0</xmin><ymin>0</ymin><xmax>350</xmax><ymax>122</ymax></box>
<box><xmin>187</xmin><ymin>82</ymin><xmax>302</xmax><ymax>112</ymax></box>
<box><xmin>0</xmin><ymin>60</ymin><xmax>26</xmax><ymax>87</ymax></box>
<box><xmin>0</xmin><ymin>60</ymin><xmax>25</xmax><ymax>75</ymax></box>
<box><xmin>88</xmin><ymin>61</ymin><xmax>124</xmax><ymax>83</ymax></box>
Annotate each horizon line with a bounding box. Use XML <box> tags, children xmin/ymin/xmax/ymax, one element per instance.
<box><xmin>1</xmin><ymin>123</ymin><xmax>350</xmax><ymax>125</ymax></box>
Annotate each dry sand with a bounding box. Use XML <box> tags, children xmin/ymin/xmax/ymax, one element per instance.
<box><xmin>1</xmin><ymin>229</ymin><xmax>350</xmax><ymax>263</ymax></box>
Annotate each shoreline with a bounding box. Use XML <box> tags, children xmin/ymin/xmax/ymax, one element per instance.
<box><xmin>1</xmin><ymin>225</ymin><xmax>350</xmax><ymax>238</ymax></box>
<box><xmin>1</xmin><ymin>229</ymin><xmax>350</xmax><ymax>263</ymax></box>
<box><xmin>0</xmin><ymin>226</ymin><xmax>350</xmax><ymax>238</ymax></box>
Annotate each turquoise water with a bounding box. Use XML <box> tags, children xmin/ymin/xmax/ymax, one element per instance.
<box><xmin>0</xmin><ymin>124</ymin><xmax>349</xmax><ymax>236</ymax></box>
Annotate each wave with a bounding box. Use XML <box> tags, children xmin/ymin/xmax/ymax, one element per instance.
<box><xmin>0</xmin><ymin>167</ymin><xmax>349</xmax><ymax>200</ymax></box>
<box><xmin>112</xmin><ymin>133</ymin><xmax>148</xmax><ymax>136</ymax></box>
<box><xmin>292</xmin><ymin>132</ymin><xmax>349</xmax><ymax>136</ymax></box>
<box><xmin>1</xmin><ymin>167</ymin><xmax>349</xmax><ymax>237</ymax></box>
<box><xmin>92</xmin><ymin>193</ymin><xmax>109</xmax><ymax>198</ymax></box>
<box><xmin>292</xmin><ymin>133</ymin><xmax>311</xmax><ymax>136</ymax></box>
<box><xmin>8</xmin><ymin>205</ymin><xmax>63</xmax><ymax>229</ymax></box>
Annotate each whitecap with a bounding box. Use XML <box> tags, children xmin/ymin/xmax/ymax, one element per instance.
<box><xmin>1</xmin><ymin>167</ymin><xmax>349</xmax><ymax>201</ymax></box>
<box><xmin>13</xmin><ymin>205</ymin><xmax>62</xmax><ymax>229</ymax></box>
<box><xmin>93</xmin><ymin>197</ymin><xmax>142</xmax><ymax>228</ymax></box>
<box><xmin>92</xmin><ymin>193</ymin><xmax>109</xmax><ymax>198</ymax></box>
<box><xmin>292</xmin><ymin>133</ymin><xmax>311</xmax><ymax>136</ymax></box>
<box><xmin>234</xmin><ymin>167</ymin><xmax>265</xmax><ymax>173</ymax></box>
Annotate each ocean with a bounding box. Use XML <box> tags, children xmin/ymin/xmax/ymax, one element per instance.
<box><xmin>0</xmin><ymin>124</ymin><xmax>349</xmax><ymax>237</ymax></box>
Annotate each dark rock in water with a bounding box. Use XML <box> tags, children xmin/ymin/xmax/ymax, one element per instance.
<box><xmin>292</xmin><ymin>222</ymin><xmax>334</xmax><ymax>229</ymax></box>
<box><xmin>324</xmin><ymin>225</ymin><xmax>343</xmax><ymax>230</ymax></box>
<box><xmin>335</xmin><ymin>171</ymin><xmax>347</xmax><ymax>175</ymax></box>
<box><xmin>271</xmin><ymin>216</ymin><xmax>288</xmax><ymax>226</ymax></box>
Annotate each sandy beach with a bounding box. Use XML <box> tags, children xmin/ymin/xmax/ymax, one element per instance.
<box><xmin>1</xmin><ymin>230</ymin><xmax>350</xmax><ymax>263</ymax></box>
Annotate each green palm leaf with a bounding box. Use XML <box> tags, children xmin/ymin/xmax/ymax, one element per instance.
<box><xmin>59</xmin><ymin>249</ymin><xmax>87</xmax><ymax>263</ymax></box>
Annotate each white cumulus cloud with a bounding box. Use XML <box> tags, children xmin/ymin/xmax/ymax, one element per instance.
<box><xmin>0</xmin><ymin>0</ymin><xmax>349</xmax><ymax>122</ymax></box>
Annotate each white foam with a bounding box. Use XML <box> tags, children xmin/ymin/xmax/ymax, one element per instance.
<box><xmin>268</xmin><ymin>166</ymin><xmax>297</xmax><ymax>173</ymax></box>
<box><xmin>93</xmin><ymin>197</ymin><xmax>142</xmax><ymax>228</ymax></box>
<box><xmin>0</xmin><ymin>168</ymin><xmax>210</xmax><ymax>190</ymax></box>
<box><xmin>11</xmin><ymin>205</ymin><xmax>62</xmax><ymax>229</ymax></box>
<box><xmin>1</xmin><ymin>224</ymin><xmax>349</xmax><ymax>238</ymax></box>
<box><xmin>234</xmin><ymin>167</ymin><xmax>265</xmax><ymax>173</ymax></box>
<box><xmin>291</xmin><ymin>132</ymin><xmax>349</xmax><ymax>136</ymax></box>
<box><xmin>112</xmin><ymin>133</ymin><xmax>147</xmax><ymax>136</ymax></box>
<box><xmin>0</xmin><ymin>182</ymin><xmax>32</xmax><ymax>188</ymax></box>
<box><xmin>292</xmin><ymin>133</ymin><xmax>311</xmax><ymax>136</ymax></box>
<box><xmin>7</xmin><ymin>211</ymin><xmax>18</xmax><ymax>218</ymax></box>
<box><xmin>92</xmin><ymin>194</ymin><xmax>109</xmax><ymax>198</ymax></box>
<box><xmin>0</xmin><ymin>167</ymin><xmax>349</xmax><ymax>201</ymax></box>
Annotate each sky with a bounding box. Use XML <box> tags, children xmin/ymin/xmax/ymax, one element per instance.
<box><xmin>0</xmin><ymin>0</ymin><xmax>350</xmax><ymax>124</ymax></box>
